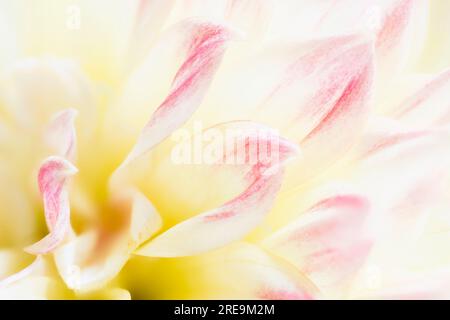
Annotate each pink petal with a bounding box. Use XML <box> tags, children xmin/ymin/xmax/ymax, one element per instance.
<box><xmin>25</xmin><ymin>156</ymin><xmax>78</xmax><ymax>255</ymax></box>
<box><xmin>120</xmin><ymin>21</ymin><xmax>235</xmax><ymax>168</ymax></box>
<box><xmin>263</xmin><ymin>194</ymin><xmax>372</xmax><ymax>295</ymax></box>
<box><xmin>136</xmin><ymin>122</ymin><xmax>299</xmax><ymax>257</ymax></box>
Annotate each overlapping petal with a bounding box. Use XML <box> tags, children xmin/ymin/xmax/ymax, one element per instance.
<box><xmin>54</xmin><ymin>189</ymin><xmax>161</xmax><ymax>291</ymax></box>
<box><xmin>136</xmin><ymin>122</ymin><xmax>298</xmax><ymax>257</ymax></box>
<box><xmin>120</xmin><ymin>21</ymin><xmax>236</xmax><ymax>167</ymax></box>
<box><xmin>263</xmin><ymin>194</ymin><xmax>372</xmax><ymax>297</ymax></box>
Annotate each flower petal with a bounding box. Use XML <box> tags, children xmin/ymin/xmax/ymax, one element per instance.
<box><xmin>206</xmin><ymin>243</ymin><xmax>319</xmax><ymax>300</ymax></box>
<box><xmin>0</xmin><ymin>276</ymin><xmax>67</xmax><ymax>300</ymax></box>
<box><xmin>136</xmin><ymin>122</ymin><xmax>299</xmax><ymax>257</ymax></box>
<box><xmin>167</xmin><ymin>0</ymin><xmax>271</xmax><ymax>40</ymax></box>
<box><xmin>419</xmin><ymin>0</ymin><xmax>450</xmax><ymax>71</ymax></box>
<box><xmin>25</xmin><ymin>156</ymin><xmax>78</xmax><ymax>255</ymax></box>
<box><xmin>268</xmin><ymin>0</ymin><xmax>428</xmax><ymax>76</ymax></box>
<box><xmin>345</xmin><ymin>120</ymin><xmax>450</xmax><ymax>245</ymax></box>
<box><xmin>114</xmin><ymin>20</ymin><xmax>235</xmax><ymax>168</ymax></box>
<box><xmin>0</xmin><ymin>255</ymin><xmax>43</xmax><ymax>289</ymax></box>
<box><xmin>392</xmin><ymin>69</ymin><xmax>450</xmax><ymax>128</ymax></box>
<box><xmin>263</xmin><ymin>194</ymin><xmax>372</xmax><ymax>297</ymax></box>
<box><xmin>0</xmin><ymin>1</ymin><xmax>18</xmax><ymax>70</ymax></box>
<box><xmin>45</xmin><ymin>108</ymin><xmax>78</xmax><ymax>161</ymax></box>
<box><xmin>54</xmin><ymin>190</ymin><xmax>161</xmax><ymax>291</ymax></box>
<box><xmin>124</xmin><ymin>242</ymin><xmax>318</xmax><ymax>299</ymax></box>
<box><xmin>126</xmin><ymin>0</ymin><xmax>176</xmax><ymax>67</ymax></box>
<box><xmin>195</xmin><ymin>35</ymin><xmax>374</xmax><ymax>189</ymax></box>
<box><xmin>0</xmin><ymin>58</ymin><xmax>94</xmax><ymax>131</ymax></box>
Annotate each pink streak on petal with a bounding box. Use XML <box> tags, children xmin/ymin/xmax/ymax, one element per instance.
<box><xmin>309</xmin><ymin>194</ymin><xmax>370</xmax><ymax>212</ymax></box>
<box><xmin>302</xmin><ymin>62</ymin><xmax>373</xmax><ymax>142</ymax></box>
<box><xmin>121</xmin><ymin>22</ymin><xmax>234</xmax><ymax>168</ymax></box>
<box><xmin>267</xmin><ymin>194</ymin><xmax>372</xmax><ymax>288</ymax></box>
<box><xmin>287</xmin><ymin>195</ymin><xmax>370</xmax><ymax>244</ymax></box>
<box><xmin>136</xmin><ymin>123</ymin><xmax>299</xmax><ymax>257</ymax></box>
<box><xmin>0</xmin><ymin>256</ymin><xmax>42</xmax><ymax>289</ymax></box>
<box><xmin>25</xmin><ymin>157</ymin><xmax>77</xmax><ymax>255</ymax></box>
<box><xmin>203</xmin><ymin>127</ymin><xmax>299</xmax><ymax>223</ymax></box>
<box><xmin>376</xmin><ymin>0</ymin><xmax>414</xmax><ymax>53</ymax></box>
<box><xmin>361</xmin><ymin>130</ymin><xmax>429</xmax><ymax>158</ymax></box>
<box><xmin>394</xmin><ymin>69</ymin><xmax>450</xmax><ymax>118</ymax></box>
<box><xmin>313</xmin><ymin>0</ymin><xmax>342</xmax><ymax>32</ymax></box>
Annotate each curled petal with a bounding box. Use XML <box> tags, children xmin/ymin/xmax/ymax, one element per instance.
<box><xmin>45</xmin><ymin>108</ymin><xmax>78</xmax><ymax>161</ymax></box>
<box><xmin>120</xmin><ymin>21</ymin><xmax>236</xmax><ymax>168</ymax></box>
<box><xmin>136</xmin><ymin>122</ymin><xmax>299</xmax><ymax>257</ymax></box>
<box><xmin>201</xmin><ymin>34</ymin><xmax>374</xmax><ymax>187</ymax></box>
<box><xmin>54</xmin><ymin>190</ymin><xmax>161</xmax><ymax>291</ymax></box>
<box><xmin>263</xmin><ymin>194</ymin><xmax>372</xmax><ymax>296</ymax></box>
<box><xmin>25</xmin><ymin>156</ymin><xmax>78</xmax><ymax>255</ymax></box>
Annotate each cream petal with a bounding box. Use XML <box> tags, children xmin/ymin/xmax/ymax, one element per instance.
<box><xmin>263</xmin><ymin>194</ymin><xmax>372</xmax><ymax>298</ymax></box>
<box><xmin>45</xmin><ymin>108</ymin><xmax>78</xmax><ymax>161</ymax></box>
<box><xmin>8</xmin><ymin>0</ymin><xmax>150</xmax><ymax>83</ymax></box>
<box><xmin>418</xmin><ymin>0</ymin><xmax>450</xmax><ymax>72</ymax></box>
<box><xmin>348</xmin><ymin>122</ymin><xmax>450</xmax><ymax>246</ymax></box>
<box><xmin>126</xmin><ymin>0</ymin><xmax>176</xmax><ymax>68</ymax></box>
<box><xmin>267</xmin><ymin>0</ymin><xmax>428</xmax><ymax>77</ymax></box>
<box><xmin>54</xmin><ymin>190</ymin><xmax>161</xmax><ymax>291</ymax></box>
<box><xmin>0</xmin><ymin>255</ymin><xmax>43</xmax><ymax>289</ymax></box>
<box><xmin>124</xmin><ymin>242</ymin><xmax>318</xmax><ymax>299</ymax></box>
<box><xmin>0</xmin><ymin>58</ymin><xmax>95</xmax><ymax>132</ymax></box>
<box><xmin>0</xmin><ymin>276</ymin><xmax>65</xmax><ymax>300</ymax></box>
<box><xmin>392</xmin><ymin>69</ymin><xmax>450</xmax><ymax>129</ymax></box>
<box><xmin>168</xmin><ymin>0</ymin><xmax>272</xmax><ymax>40</ymax></box>
<box><xmin>0</xmin><ymin>1</ymin><xmax>19</xmax><ymax>71</ymax></box>
<box><xmin>136</xmin><ymin>122</ymin><xmax>299</xmax><ymax>257</ymax></box>
<box><xmin>203</xmin><ymin>243</ymin><xmax>319</xmax><ymax>300</ymax></box>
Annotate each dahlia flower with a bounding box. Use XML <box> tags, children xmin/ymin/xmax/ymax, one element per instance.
<box><xmin>0</xmin><ymin>0</ymin><xmax>450</xmax><ymax>300</ymax></box>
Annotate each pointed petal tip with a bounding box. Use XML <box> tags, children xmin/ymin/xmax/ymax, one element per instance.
<box><xmin>40</xmin><ymin>156</ymin><xmax>78</xmax><ymax>176</ymax></box>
